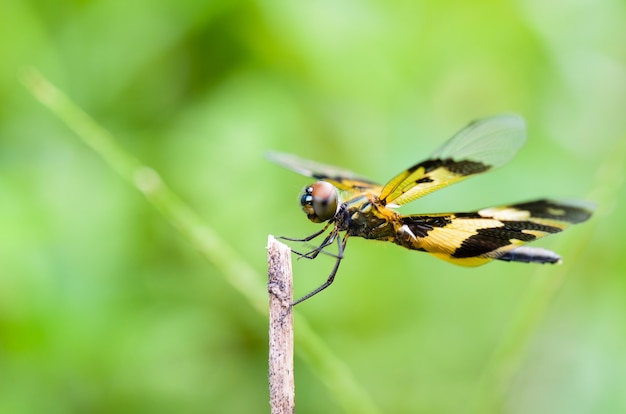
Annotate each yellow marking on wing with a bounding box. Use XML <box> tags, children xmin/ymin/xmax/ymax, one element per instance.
<box><xmin>522</xmin><ymin>229</ymin><xmax>548</xmax><ymax>238</ymax></box>
<box><xmin>478</xmin><ymin>207</ymin><xmax>531</xmax><ymax>221</ymax></box>
<box><xmin>380</xmin><ymin>164</ymin><xmax>474</xmax><ymax>206</ymax></box>
<box><xmin>330</xmin><ymin>179</ymin><xmax>382</xmax><ymax>193</ymax></box>
<box><xmin>547</xmin><ymin>207</ymin><xmax>566</xmax><ymax>216</ymax></box>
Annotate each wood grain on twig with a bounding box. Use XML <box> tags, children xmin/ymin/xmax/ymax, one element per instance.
<box><xmin>267</xmin><ymin>235</ymin><xmax>294</xmax><ymax>414</ymax></box>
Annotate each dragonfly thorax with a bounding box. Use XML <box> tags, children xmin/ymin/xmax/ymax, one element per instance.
<box><xmin>300</xmin><ymin>181</ymin><xmax>339</xmax><ymax>223</ymax></box>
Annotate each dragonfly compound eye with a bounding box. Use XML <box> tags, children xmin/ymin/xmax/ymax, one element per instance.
<box><xmin>300</xmin><ymin>181</ymin><xmax>338</xmax><ymax>223</ymax></box>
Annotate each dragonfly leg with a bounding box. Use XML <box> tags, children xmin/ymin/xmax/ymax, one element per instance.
<box><xmin>279</xmin><ymin>221</ymin><xmax>332</xmax><ymax>242</ymax></box>
<box><xmin>296</xmin><ymin>231</ymin><xmax>337</xmax><ymax>260</ymax></box>
<box><xmin>292</xmin><ymin>234</ymin><xmax>349</xmax><ymax>306</ymax></box>
<box><xmin>292</xmin><ymin>243</ymin><xmax>341</xmax><ymax>260</ymax></box>
<box><xmin>285</xmin><ymin>223</ymin><xmax>338</xmax><ymax>260</ymax></box>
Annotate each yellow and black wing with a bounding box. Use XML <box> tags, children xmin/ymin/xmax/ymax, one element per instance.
<box><xmin>380</xmin><ymin>114</ymin><xmax>526</xmax><ymax>206</ymax></box>
<box><xmin>267</xmin><ymin>151</ymin><xmax>383</xmax><ymax>193</ymax></box>
<box><xmin>396</xmin><ymin>199</ymin><xmax>594</xmax><ymax>266</ymax></box>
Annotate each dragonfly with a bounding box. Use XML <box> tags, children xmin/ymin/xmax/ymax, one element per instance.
<box><xmin>268</xmin><ymin>114</ymin><xmax>594</xmax><ymax>305</ymax></box>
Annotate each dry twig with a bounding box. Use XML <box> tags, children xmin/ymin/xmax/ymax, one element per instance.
<box><xmin>267</xmin><ymin>235</ymin><xmax>295</xmax><ymax>414</ymax></box>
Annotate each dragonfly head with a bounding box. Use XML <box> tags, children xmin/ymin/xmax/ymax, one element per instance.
<box><xmin>300</xmin><ymin>181</ymin><xmax>339</xmax><ymax>223</ymax></box>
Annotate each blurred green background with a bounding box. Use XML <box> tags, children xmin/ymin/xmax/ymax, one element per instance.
<box><xmin>2</xmin><ymin>0</ymin><xmax>626</xmax><ymax>413</ymax></box>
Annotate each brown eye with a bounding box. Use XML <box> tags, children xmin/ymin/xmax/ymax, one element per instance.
<box><xmin>299</xmin><ymin>181</ymin><xmax>338</xmax><ymax>223</ymax></box>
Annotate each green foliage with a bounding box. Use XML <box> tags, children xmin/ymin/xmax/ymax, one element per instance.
<box><xmin>2</xmin><ymin>0</ymin><xmax>626</xmax><ymax>413</ymax></box>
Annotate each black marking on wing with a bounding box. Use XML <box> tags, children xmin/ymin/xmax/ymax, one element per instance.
<box><xmin>508</xmin><ymin>200</ymin><xmax>592</xmax><ymax>223</ymax></box>
<box><xmin>415</xmin><ymin>177</ymin><xmax>434</xmax><ymax>184</ymax></box>
<box><xmin>400</xmin><ymin>215</ymin><xmax>452</xmax><ymax>238</ymax></box>
<box><xmin>443</xmin><ymin>159</ymin><xmax>490</xmax><ymax>175</ymax></box>
<box><xmin>451</xmin><ymin>221</ymin><xmax>560</xmax><ymax>259</ymax></box>
<box><xmin>407</xmin><ymin>159</ymin><xmax>490</xmax><ymax>175</ymax></box>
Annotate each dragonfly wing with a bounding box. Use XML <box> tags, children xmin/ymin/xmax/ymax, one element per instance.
<box><xmin>380</xmin><ymin>114</ymin><xmax>526</xmax><ymax>206</ymax></box>
<box><xmin>397</xmin><ymin>199</ymin><xmax>593</xmax><ymax>266</ymax></box>
<box><xmin>267</xmin><ymin>151</ymin><xmax>382</xmax><ymax>192</ymax></box>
